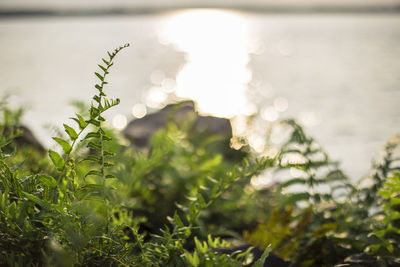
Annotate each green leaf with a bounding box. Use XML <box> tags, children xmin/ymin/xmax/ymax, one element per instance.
<box><xmin>102</xmin><ymin>58</ymin><xmax>110</xmax><ymax>66</ymax></box>
<box><xmin>0</xmin><ymin>166</ymin><xmax>10</xmax><ymax>191</ymax></box>
<box><xmin>77</xmin><ymin>113</ymin><xmax>88</xmax><ymax>128</ymax></box>
<box><xmin>103</xmin><ymin>151</ymin><xmax>115</xmax><ymax>156</ymax></box>
<box><xmin>85</xmin><ymin>170</ymin><xmax>102</xmax><ymax>178</ymax></box>
<box><xmin>95</xmin><ymin>72</ymin><xmax>104</xmax><ymax>81</ymax></box>
<box><xmin>194</xmin><ymin>236</ymin><xmax>208</xmax><ymax>254</ymax></box>
<box><xmin>6</xmin><ymin>201</ymin><xmax>17</xmax><ymax>218</ymax></box>
<box><xmin>93</xmin><ymin>95</ymin><xmax>101</xmax><ymax>103</ymax></box>
<box><xmin>234</xmin><ymin>246</ymin><xmax>254</xmax><ymax>260</ymax></box>
<box><xmin>37</xmin><ymin>175</ymin><xmax>57</xmax><ymax>188</ymax></box>
<box><xmin>189</xmin><ymin>202</ymin><xmax>197</xmax><ymax>221</ymax></box>
<box><xmin>83</xmin><ymin>155</ymin><xmax>101</xmax><ymax>163</ymax></box>
<box><xmin>253</xmin><ymin>245</ymin><xmax>271</xmax><ymax>267</ymax></box>
<box><xmin>10</xmin><ymin>160</ymin><xmax>24</xmax><ymax>172</ymax></box>
<box><xmin>98</xmin><ymin>64</ymin><xmax>108</xmax><ymax>73</ymax></box>
<box><xmin>102</xmin><ymin>135</ymin><xmax>112</xmax><ymax>141</ymax></box>
<box><xmin>173</xmin><ymin>211</ymin><xmax>184</xmax><ymax>228</ymax></box>
<box><xmin>391</xmin><ymin>197</ymin><xmax>400</xmax><ymax>206</ymax></box>
<box><xmin>63</xmin><ymin>124</ymin><xmax>78</xmax><ymax>141</ymax></box>
<box><xmin>105</xmin><ymin>174</ymin><xmax>116</xmax><ymax>179</ymax></box>
<box><xmin>48</xmin><ymin>150</ymin><xmax>65</xmax><ymax>171</ymax></box>
<box><xmin>52</xmin><ymin>137</ymin><xmax>72</xmax><ymax>154</ymax></box>
<box><xmin>103</xmin><ymin>162</ymin><xmax>114</xmax><ymax>167</ymax></box>
<box><xmin>378</xmin><ymin>189</ymin><xmax>391</xmax><ymax>199</ymax></box>
<box><xmin>84</xmin><ymin>131</ymin><xmax>100</xmax><ymax>140</ymax></box>
<box><xmin>280</xmin><ymin>178</ymin><xmax>307</xmax><ymax>188</ymax></box>
<box><xmin>22</xmin><ymin>192</ymin><xmax>61</xmax><ymax>213</ymax></box>
<box><xmin>87</xmin><ymin>141</ymin><xmax>101</xmax><ymax>151</ymax></box>
<box><xmin>184</xmin><ymin>251</ymin><xmax>199</xmax><ymax>266</ymax></box>
<box><xmin>90</xmin><ymin>106</ymin><xmax>99</xmax><ymax>116</ymax></box>
<box><xmin>77</xmin><ymin>184</ymin><xmax>103</xmax><ymax>198</ymax></box>
<box><xmin>0</xmin><ymin>138</ymin><xmax>12</xmax><ymax>149</ymax></box>
<box><xmin>197</xmin><ymin>193</ymin><xmax>206</xmax><ymax>209</ymax></box>
<box><xmin>88</xmin><ymin>119</ymin><xmax>100</xmax><ymax>127</ymax></box>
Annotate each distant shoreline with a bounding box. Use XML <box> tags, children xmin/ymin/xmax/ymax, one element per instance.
<box><xmin>1</xmin><ymin>5</ymin><xmax>400</xmax><ymax>19</ymax></box>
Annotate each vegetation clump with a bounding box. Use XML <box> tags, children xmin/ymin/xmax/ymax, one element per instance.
<box><xmin>0</xmin><ymin>44</ymin><xmax>399</xmax><ymax>266</ymax></box>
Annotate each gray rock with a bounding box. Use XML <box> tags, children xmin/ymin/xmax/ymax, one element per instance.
<box><xmin>3</xmin><ymin>125</ymin><xmax>45</xmax><ymax>152</ymax></box>
<box><xmin>123</xmin><ymin>100</ymin><xmax>232</xmax><ymax>148</ymax></box>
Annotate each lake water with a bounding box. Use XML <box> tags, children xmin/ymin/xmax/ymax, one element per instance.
<box><xmin>0</xmin><ymin>10</ymin><xmax>399</xmax><ymax>181</ymax></box>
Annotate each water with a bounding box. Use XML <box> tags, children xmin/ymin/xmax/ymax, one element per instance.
<box><xmin>0</xmin><ymin>11</ymin><xmax>399</xmax><ymax>181</ymax></box>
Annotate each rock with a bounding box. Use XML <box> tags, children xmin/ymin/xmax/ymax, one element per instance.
<box><xmin>2</xmin><ymin>125</ymin><xmax>45</xmax><ymax>152</ymax></box>
<box><xmin>194</xmin><ymin>115</ymin><xmax>232</xmax><ymax>138</ymax></box>
<box><xmin>123</xmin><ymin>100</ymin><xmax>232</xmax><ymax>148</ymax></box>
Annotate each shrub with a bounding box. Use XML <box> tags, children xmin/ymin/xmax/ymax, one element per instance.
<box><xmin>0</xmin><ymin>44</ymin><xmax>399</xmax><ymax>266</ymax></box>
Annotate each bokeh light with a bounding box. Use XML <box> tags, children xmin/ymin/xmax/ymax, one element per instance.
<box><xmin>274</xmin><ymin>97</ymin><xmax>288</xmax><ymax>112</ymax></box>
<box><xmin>261</xmin><ymin>106</ymin><xmax>279</xmax><ymax>122</ymax></box>
<box><xmin>132</xmin><ymin>103</ymin><xmax>147</xmax><ymax>118</ymax></box>
<box><xmin>112</xmin><ymin>114</ymin><xmax>127</xmax><ymax>130</ymax></box>
<box><xmin>145</xmin><ymin>86</ymin><xmax>167</xmax><ymax>108</ymax></box>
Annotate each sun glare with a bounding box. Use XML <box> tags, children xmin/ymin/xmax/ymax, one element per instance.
<box><xmin>160</xmin><ymin>9</ymin><xmax>252</xmax><ymax>118</ymax></box>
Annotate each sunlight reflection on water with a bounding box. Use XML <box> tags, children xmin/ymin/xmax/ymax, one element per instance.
<box><xmin>0</xmin><ymin>12</ymin><xmax>399</xmax><ymax>181</ymax></box>
<box><xmin>159</xmin><ymin>9</ymin><xmax>253</xmax><ymax>118</ymax></box>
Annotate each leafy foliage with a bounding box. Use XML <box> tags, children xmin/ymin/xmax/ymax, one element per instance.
<box><xmin>0</xmin><ymin>45</ymin><xmax>399</xmax><ymax>266</ymax></box>
<box><xmin>243</xmin><ymin>123</ymin><xmax>400</xmax><ymax>266</ymax></box>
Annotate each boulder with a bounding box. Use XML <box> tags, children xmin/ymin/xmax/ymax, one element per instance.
<box><xmin>123</xmin><ymin>100</ymin><xmax>232</xmax><ymax>148</ymax></box>
<box><xmin>2</xmin><ymin>125</ymin><xmax>45</xmax><ymax>152</ymax></box>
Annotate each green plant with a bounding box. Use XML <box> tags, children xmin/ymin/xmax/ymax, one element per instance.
<box><xmin>0</xmin><ymin>44</ymin><xmax>275</xmax><ymax>266</ymax></box>
<box><xmin>1</xmin><ymin>44</ymin><xmax>400</xmax><ymax>266</ymax></box>
<box><xmin>243</xmin><ymin>122</ymin><xmax>400</xmax><ymax>266</ymax></box>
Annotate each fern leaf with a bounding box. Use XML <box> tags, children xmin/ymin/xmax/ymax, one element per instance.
<box><xmin>52</xmin><ymin>137</ymin><xmax>72</xmax><ymax>154</ymax></box>
<box><xmin>253</xmin><ymin>245</ymin><xmax>271</xmax><ymax>267</ymax></box>
<box><xmin>37</xmin><ymin>174</ymin><xmax>57</xmax><ymax>189</ymax></box>
<box><xmin>48</xmin><ymin>150</ymin><xmax>65</xmax><ymax>171</ymax></box>
<box><xmin>102</xmin><ymin>135</ymin><xmax>112</xmax><ymax>141</ymax></box>
<box><xmin>83</xmin><ymin>155</ymin><xmax>101</xmax><ymax>163</ymax></box>
<box><xmin>95</xmin><ymin>72</ymin><xmax>104</xmax><ymax>81</ymax></box>
<box><xmin>71</xmin><ymin>113</ymin><xmax>87</xmax><ymax>130</ymax></box>
<box><xmin>84</xmin><ymin>131</ymin><xmax>100</xmax><ymax>140</ymax></box>
<box><xmin>280</xmin><ymin>178</ymin><xmax>307</xmax><ymax>188</ymax></box>
<box><xmin>98</xmin><ymin>64</ymin><xmax>108</xmax><ymax>74</ymax></box>
<box><xmin>87</xmin><ymin>141</ymin><xmax>101</xmax><ymax>151</ymax></box>
<box><xmin>63</xmin><ymin>124</ymin><xmax>78</xmax><ymax>141</ymax></box>
<box><xmin>22</xmin><ymin>192</ymin><xmax>60</xmax><ymax>213</ymax></box>
<box><xmin>87</xmin><ymin>119</ymin><xmax>100</xmax><ymax>127</ymax></box>
<box><xmin>93</xmin><ymin>95</ymin><xmax>101</xmax><ymax>103</ymax></box>
<box><xmin>103</xmin><ymin>151</ymin><xmax>114</xmax><ymax>156</ymax></box>
<box><xmin>103</xmin><ymin>162</ymin><xmax>114</xmax><ymax>168</ymax></box>
<box><xmin>102</xmin><ymin>58</ymin><xmax>109</xmax><ymax>66</ymax></box>
<box><xmin>85</xmin><ymin>170</ymin><xmax>102</xmax><ymax>178</ymax></box>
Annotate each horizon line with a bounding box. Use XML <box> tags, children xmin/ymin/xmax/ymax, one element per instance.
<box><xmin>1</xmin><ymin>5</ymin><xmax>400</xmax><ymax>18</ymax></box>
